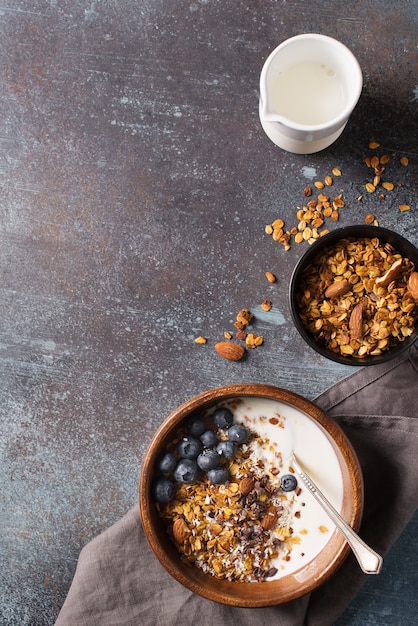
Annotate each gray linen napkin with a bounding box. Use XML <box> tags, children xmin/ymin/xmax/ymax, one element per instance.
<box><xmin>55</xmin><ymin>344</ymin><xmax>418</xmax><ymax>626</ymax></box>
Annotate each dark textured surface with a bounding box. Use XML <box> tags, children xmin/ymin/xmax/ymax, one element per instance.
<box><xmin>0</xmin><ymin>1</ymin><xmax>417</xmax><ymax>624</ymax></box>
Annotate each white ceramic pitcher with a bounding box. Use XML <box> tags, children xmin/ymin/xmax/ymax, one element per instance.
<box><xmin>259</xmin><ymin>34</ymin><xmax>363</xmax><ymax>154</ymax></box>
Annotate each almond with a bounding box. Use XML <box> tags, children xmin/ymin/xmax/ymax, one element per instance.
<box><xmin>215</xmin><ymin>341</ymin><xmax>245</xmax><ymax>361</ymax></box>
<box><xmin>349</xmin><ymin>302</ymin><xmax>363</xmax><ymax>340</ymax></box>
<box><xmin>325</xmin><ymin>279</ymin><xmax>350</xmax><ymax>298</ymax></box>
<box><xmin>172</xmin><ymin>518</ymin><xmax>190</xmax><ymax>544</ymax></box>
<box><xmin>375</xmin><ymin>258</ymin><xmax>403</xmax><ymax>287</ymax></box>
<box><xmin>261</xmin><ymin>505</ymin><xmax>279</xmax><ymax>531</ymax></box>
<box><xmin>408</xmin><ymin>272</ymin><xmax>418</xmax><ymax>300</ymax></box>
<box><xmin>239</xmin><ymin>477</ymin><xmax>255</xmax><ymax>496</ymax></box>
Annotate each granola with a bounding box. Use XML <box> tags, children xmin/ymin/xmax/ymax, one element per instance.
<box><xmin>296</xmin><ymin>236</ymin><xmax>417</xmax><ymax>358</ymax></box>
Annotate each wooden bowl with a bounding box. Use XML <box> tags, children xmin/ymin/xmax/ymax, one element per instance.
<box><xmin>289</xmin><ymin>225</ymin><xmax>418</xmax><ymax>365</ymax></box>
<box><xmin>139</xmin><ymin>384</ymin><xmax>363</xmax><ymax>607</ymax></box>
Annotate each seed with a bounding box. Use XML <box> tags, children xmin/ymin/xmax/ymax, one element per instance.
<box><xmin>298</xmin><ymin>220</ymin><xmax>307</xmax><ymax>231</ymax></box>
<box><xmin>324</xmin><ymin>175</ymin><xmax>333</xmax><ymax>186</ymax></box>
<box><xmin>314</xmin><ymin>181</ymin><xmax>325</xmax><ymax>189</ymax></box>
<box><xmin>330</xmin><ymin>210</ymin><xmax>339</xmax><ymax>222</ymax></box>
<box><xmin>382</xmin><ymin>182</ymin><xmax>394</xmax><ymax>191</ymax></box>
<box><xmin>400</xmin><ymin>156</ymin><xmax>409</xmax><ymax>166</ymax></box>
<box><xmin>303</xmin><ymin>186</ymin><xmax>312</xmax><ymax>197</ymax></box>
<box><xmin>265</xmin><ymin>224</ymin><xmax>273</xmax><ymax>235</ymax></box>
<box><xmin>365</xmin><ymin>213</ymin><xmax>375</xmax><ymax>224</ymax></box>
<box><xmin>370</xmin><ymin>156</ymin><xmax>380</xmax><ymax>168</ymax></box>
<box><xmin>369</xmin><ymin>141</ymin><xmax>380</xmax><ymax>149</ymax></box>
<box><xmin>399</xmin><ymin>205</ymin><xmax>411</xmax><ymax>212</ymax></box>
<box><xmin>332</xmin><ymin>167</ymin><xmax>342</xmax><ymax>176</ymax></box>
<box><xmin>265</xmin><ymin>271</ymin><xmax>276</xmax><ymax>283</ymax></box>
<box><xmin>261</xmin><ymin>300</ymin><xmax>272</xmax><ymax>311</ymax></box>
<box><xmin>364</xmin><ymin>156</ymin><xmax>372</xmax><ymax>168</ymax></box>
<box><xmin>224</xmin><ymin>331</ymin><xmax>232</xmax><ymax>340</ymax></box>
<box><xmin>380</xmin><ymin>154</ymin><xmax>390</xmax><ymax>164</ymax></box>
<box><xmin>365</xmin><ymin>183</ymin><xmax>376</xmax><ymax>193</ymax></box>
<box><xmin>272</xmin><ymin>219</ymin><xmax>284</xmax><ymax>229</ymax></box>
<box><xmin>295</xmin><ymin>232</ymin><xmax>304</xmax><ymax>243</ymax></box>
<box><xmin>373</xmin><ymin>175</ymin><xmax>380</xmax><ymax>187</ymax></box>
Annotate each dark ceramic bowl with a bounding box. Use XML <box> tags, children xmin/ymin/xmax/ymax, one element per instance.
<box><xmin>139</xmin><ymin>384</ymin><xmax>363</xmax><ymax>607</ymax></box>
<box><xmin>289</xmin><ymin>225</ymin><xmax>418</xmax><ymax>366</ymax></box>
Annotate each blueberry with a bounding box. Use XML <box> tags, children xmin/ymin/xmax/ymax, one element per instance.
<box><xmin>207</xmin><ymin>466</ymin><xmax>229</xmax><ymax>484</ymax></box>
<box><xmin>153</xmin><ymin>476</ymin><xmax>176</xmax><ymax>503</ymax></box>
<box><xmin>281</xmin><ymin>474</ymin><xmax>298</xmax><ymax>492</ymax></box>
<box><xmin>197</xmin><ymin>449</ymin><xmax>221</xmax><ymax>471</ymax></box>
<box><xmin>173</xmin><ymin>459</ymin><xmax>200</xmax><ymax>484</ymax></box>
<box><xmin>200</xmin><ymin>429</ymin><xmax>218</xmax><ymax>448</ymax></box>
<box><xmin>186</xmin><ymin>415</ymin><xmax>206</xmax><ymax>437</ymax></box>
<box><xmin>216</xmin><ymin>439</ymin><xmax>237</xmax><ymax>459</ymax></box>
<box><xmin>212</xmin><ymin>407</ymin><xmax>234</xmax><ymax>429</ymax></box>
<box><xmin>227</xmin><ymin>424</ymin><xmax>249</xmax><ymax>444</ymax></box>
<box><xmin>177</xmin><ymin>436</ymin><xmax>202</xmax><ymax>459</ymax></box>
<box><xmin>158</xmin><ymin>452</ymin><xmax>177</xmax><ymax>474</ymax></box>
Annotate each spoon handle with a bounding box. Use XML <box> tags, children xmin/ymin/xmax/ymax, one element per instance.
<box><xmin>290</xmin><ymin>453</ymin><xmax>383</xmax><ymax>575</ymax></box>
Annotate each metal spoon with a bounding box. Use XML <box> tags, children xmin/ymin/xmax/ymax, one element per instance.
<box><xmin>290</xmin><ymin>453</ymin><xmax>383</xmax><ymax>575</ymax></box>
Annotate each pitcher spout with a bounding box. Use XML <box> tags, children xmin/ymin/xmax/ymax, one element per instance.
<box><xmin>259</xmin><ymin>81</ymin><xmax>282</xmax><ymax>123</ymax></box>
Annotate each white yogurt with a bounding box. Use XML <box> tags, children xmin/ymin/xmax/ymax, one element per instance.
<box><xmin>219</xmin><ymin>396</ymin><xmax>344</xmax><ymax>578</ymax></box>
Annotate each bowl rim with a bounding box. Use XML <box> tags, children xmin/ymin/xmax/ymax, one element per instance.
<box><xmin>289</xmin><ymin>225</ymin><xmax>418</xmax><ymax>366</ymax></box>
<box><xmin>139</xmin><ymin>383</ymin><xmax>364</xmax><ymax>607</ymax></box>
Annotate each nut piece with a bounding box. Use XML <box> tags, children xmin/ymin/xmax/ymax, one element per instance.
<box><xmin>265</xmin><ymin>271</ymin><xmax>276</xmax><ymax>283</ymax></box>
<box><xmin>408</xmin><ymin>272</ymin><xmax>418</xmax><ymax>300</ymax></box>
<box><xmin>349</xmin><ymin>302</ymin><xmax>363</xmax><ymax>340</ymax></box>
<box><xmin>239</xmin><ymin>477</ymin><xmax>255</xmax><ymax>495</ymax></box>
<box><xmin>325</xmin><ymin>279</ymin><xmax>350</xmax><ymax>298</ymax></box>
<box><xmin>261</xmin><ymin>505</ymin><xmax>279</xmax><ymax>530</ymax></box>
<box><xmin>215</xmin><ymin>341</ymin><xmax>245</xmax><ymax>361</ymax></box>
<box><xmin>261</xmin><ymin>299</ymin><xmax>272</xmax><ymax>311</ymax></box>
<box><xmin>194</xmin><ymin>336</ymin><xmax>207</xmax><ymax>344</ymax></box>
<box><xmin>375</xmin><ymin>258</ymin><xmax>403</xmax><ymax>287</ymax></box>
<box><xmin>172</xmin><ymin>518</ymin><xmax>190</xmax><ymax>544</ymax></box>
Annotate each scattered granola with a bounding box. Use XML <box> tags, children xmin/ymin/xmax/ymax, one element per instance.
<box><xmin>265</xmin><ymin>143</ymin><xmax>411</xmax><ymax>252</ymax></box>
